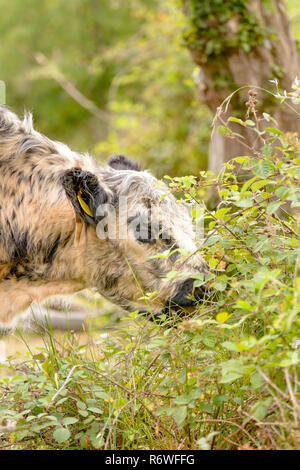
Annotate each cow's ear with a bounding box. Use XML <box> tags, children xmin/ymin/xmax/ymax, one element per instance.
<box><xmin>61</xmin><ymin>167</ymin><xmax>108</xmax><ymax>226</ymax></box>
<box><xmin>108</xmin><ymin>155</ymin><xmax>140</xmax><ymax>171</ymax></box>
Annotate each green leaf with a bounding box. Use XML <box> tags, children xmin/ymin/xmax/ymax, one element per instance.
<box><xmin>218</xmin><ymin>125</ymin><xmax>231</xmax><ymax>135</ymax></box>
<box><xmin>88</xmin><ymin>407</ymin><xmax>103</xmax><ymax>415</ymax></box>
<box><xmin>214</xmin><ymin>207</ymin><xmax>230</xmax><ymax>220</ymax></box>
<box><xmin>266</xmin><ymin>200</ymin><xmax>281</xmax><ymax>214</ymax></box>
<box><xmin>76</xmin><ymin>401</ymin><xmax>87</xmax><ymax>410</ymax></box>
<box><xmin>254</xmin><ymin>160</ymin><xmax>275</xmax><ymax>178</ymax></box>
<box><xmin>250</xmin><ymin>402</ymin><xmax>269</xmax><ymax>421</ymax></box>
<box><xmin>260</xmin><ymin>144</ymin><xmax>273</xmax><ymax>156</ymax></box>
<box><xmin>241</xmin><ymin>176</ymin><xmax>257</xmax><ymax>195</ymax></box>
<box><xmin>251</xmin><ymin>179</ymin><xmax>273</xmax><ymax>192</ymax></box>
<box><xmin>216</xmin><ymin>312</ymin><xmax>232</xmax><ymax>323</ymax></box>
<box><xmin>235</xmin><ymin>300</ymin><xmax>253</xmax><ymax>311</ymax></box>
<box><xmin>53</xmin><ymin>427</ymin><xmax>71</xmax><ymax>444</ymax></box>
<box><xmin>234</xmin><ymin>198</ymin><xmax>253</xmax><ymax>208</ymax></box>
<box><xmin>264</xmin><ymin>127</ymin><xmax>283</xmax><ymax>136</ymax></box>
<box><xmin>62</xmin><ymin>417</ymin><xmax>79</xmax><ymax>426</ymax></box>
<box><xmin>174</xmin><ymin>394</ymin><xmax>190</xmax><ymax>405</ymax></box>
<box><xmin>178</xmin><ymin>370</ymin><xmax>187</xmax><ymax>383</ymax></box>
<box><xmin>173</xmin><ymin>406</ymin><xmax>187</xmax><ymax>426</ymax></box>
<box><xmin>220</xmin><ymin>372</ymin><xmax>243</xmax><ymax>384</ymax></box>
<box><xmin>203</xmin><ymin>330</ymin><xmax>217</xmax><ymax>348</ymax></box>
<box><xmin>250</xmin><ymin>372</ymin><xmax>264</xmax><ymax>390</ymax></box>
<box><xmin>275</xmin><ymin>187</ymin><xmax>289</xmax><ymax>200</ymax></box>
<box><xmin>228</xmin><ymin>117</ymin><xmax>244</xmax><ymax>125</ymax></box>
<box><xmin>235</xmin><ymin>156</ymin><xmax>250</xmax><ymax>164</ymax></box>
<box><xmin>33</xmin><ymin>353</ymin><xmax>45</xmax><ymax>361</ymax></box>
<box><xmin>200</xmin><ymin>402</ymin><xmax>214</xmax><ymax>413</ymax></box>
<box><xmin>222</xmin><ymin>341</ymin><xmax>239</xmax><ymax>351</ymax></box>
<box><xmin>231</xmin><ymin>132</ymin><xmax>245</xmax><ymax>139</ymax></box>
<box><xmin>213</xmin><ymin>395</ymin><xmax>229</xmax><ymax>406</ymax></box>
<box><xmin>90</xmin><ymin>435</ymin><xmax>104</xmax><ymax>449</ymax></box>
<box><xmin>204</xmin><ymin>235</ymin><xmax>220</xmax><ymax>247</ymax></box>
<box><xmin>212</xmin><ymin>281</ymin><xmax>227</xmax><ymax>291</ymax></box>
<box><xmin>94</xmin><ymin>391</ymin><xmax>110</xmax><ymax>400</ymax></box>
<box><xmin>15</xmin><ymin>430</ymin><xmax>29</xmax><ymax>441</ymax></box>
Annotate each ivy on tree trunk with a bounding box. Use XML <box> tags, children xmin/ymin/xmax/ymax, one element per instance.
<box><xmin>182</xmin><ymin>0</ymin><xmax>299</xmax><ymax>173</ymax></box>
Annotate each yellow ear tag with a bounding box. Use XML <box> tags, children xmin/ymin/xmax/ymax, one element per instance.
<box><xmin>77</xmin><ymin>191</ymin><xmax>93</xmax><ymax>217</ymax></box>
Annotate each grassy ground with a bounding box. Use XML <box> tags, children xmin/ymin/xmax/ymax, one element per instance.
<box><xmin>0</xmin><ymin>309</ymin><xmax>299</xmax><ymax>450</ymax></box>
<box><xmin>2</xmin><ymin>332</ymin><xmax>83</xmax><ymax>358</ymax></box>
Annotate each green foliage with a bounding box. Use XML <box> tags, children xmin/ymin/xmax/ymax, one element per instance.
<box><xmin>92</xmin><ymin>2</ymin><xmax>211</xmax><ymax>176</ymax></box>
<box><xmin>180</xmin><ymin>0</ymin><xmax>300</xmax><ymax>114</ymax></box>
<box><xmin>181</xmin><ymin>0</ymin><xmax>266</xmax><ymax>63</ymax></box>
<box><xmin>0</xmin><ymin>0</ymin><xmax>210</xmax><ymax>176</ymax></box>
<box><xmin>0</xmin><ymin>0</ymin><xmax>299</xmax><ymax>175</ymax></box>
<box><xmin>0</xmin><ymin>0</ymin><xmax>141</xmax><ymax>143</ymax></box>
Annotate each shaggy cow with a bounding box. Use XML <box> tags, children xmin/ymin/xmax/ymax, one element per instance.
<box><xmin>0</xmin><ymin>106</ymin><xmax>207</xmax><ymax>327</ymax></box>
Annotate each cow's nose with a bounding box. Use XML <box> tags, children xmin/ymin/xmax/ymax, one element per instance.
<box><xmin>166</xmin><ymin>277</ymin><xmax>210</xmax><ymax>309</ymax></box>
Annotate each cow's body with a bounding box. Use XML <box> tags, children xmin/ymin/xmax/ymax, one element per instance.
<box><xmin>0</xmin><ymin>106</ymin><xmax>206</xmax><ymax>326</ymax></box>
<box><xmin>0</xmin><ymin>108</ymin><xmax>101</xmax><ymax>324</ymax></box>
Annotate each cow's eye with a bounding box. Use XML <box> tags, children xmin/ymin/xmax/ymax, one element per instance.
<box><xmin>136</xmin><ymin>225</ymin><xmax>172</xmax><ymax>244</ymax></box>
<box><xmin>135</xmin><ymin>224</ymin><xmax>155</xmax><ymax>244</ymax></box>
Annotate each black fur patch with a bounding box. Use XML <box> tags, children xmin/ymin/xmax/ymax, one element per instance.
<box><xmin>44</xmin><ymin>234</ymin><xmax>61</xmax><ymax>264</ymax></box>
<box><xmin>9</xmin><ymin>261</ymin><xmax>36</xmax><ymax>280</ymax></box>
<box><xmin>104</xmin><ymin>274</ymin><xmax>120</xmax><ymax>290</ymax></box>
<box><xmin>61</xmin><ymin>167</ymin><xmax>108</xmax><ymax>226</ymax></box>
<box><xmin>108</xmin><ymin>155</ymin><xmax>140</xmax><ymax>172</ymax></box>
<box><xmin>11</xmin><ymin>229</ymin><xmax>29</xmax><ymax>259</ymax></box>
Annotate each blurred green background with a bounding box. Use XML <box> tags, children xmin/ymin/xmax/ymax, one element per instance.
<box><xmin>0</xmin><ymin>0</ymin><xmax>299</xmax><ymax>177</ymax></box>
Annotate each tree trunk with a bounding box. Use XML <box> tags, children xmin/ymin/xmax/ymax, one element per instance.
<box><xmin>183</xmin><ymin>0</ymin><xmax>300</xmax><ymax>173</ymax></box>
